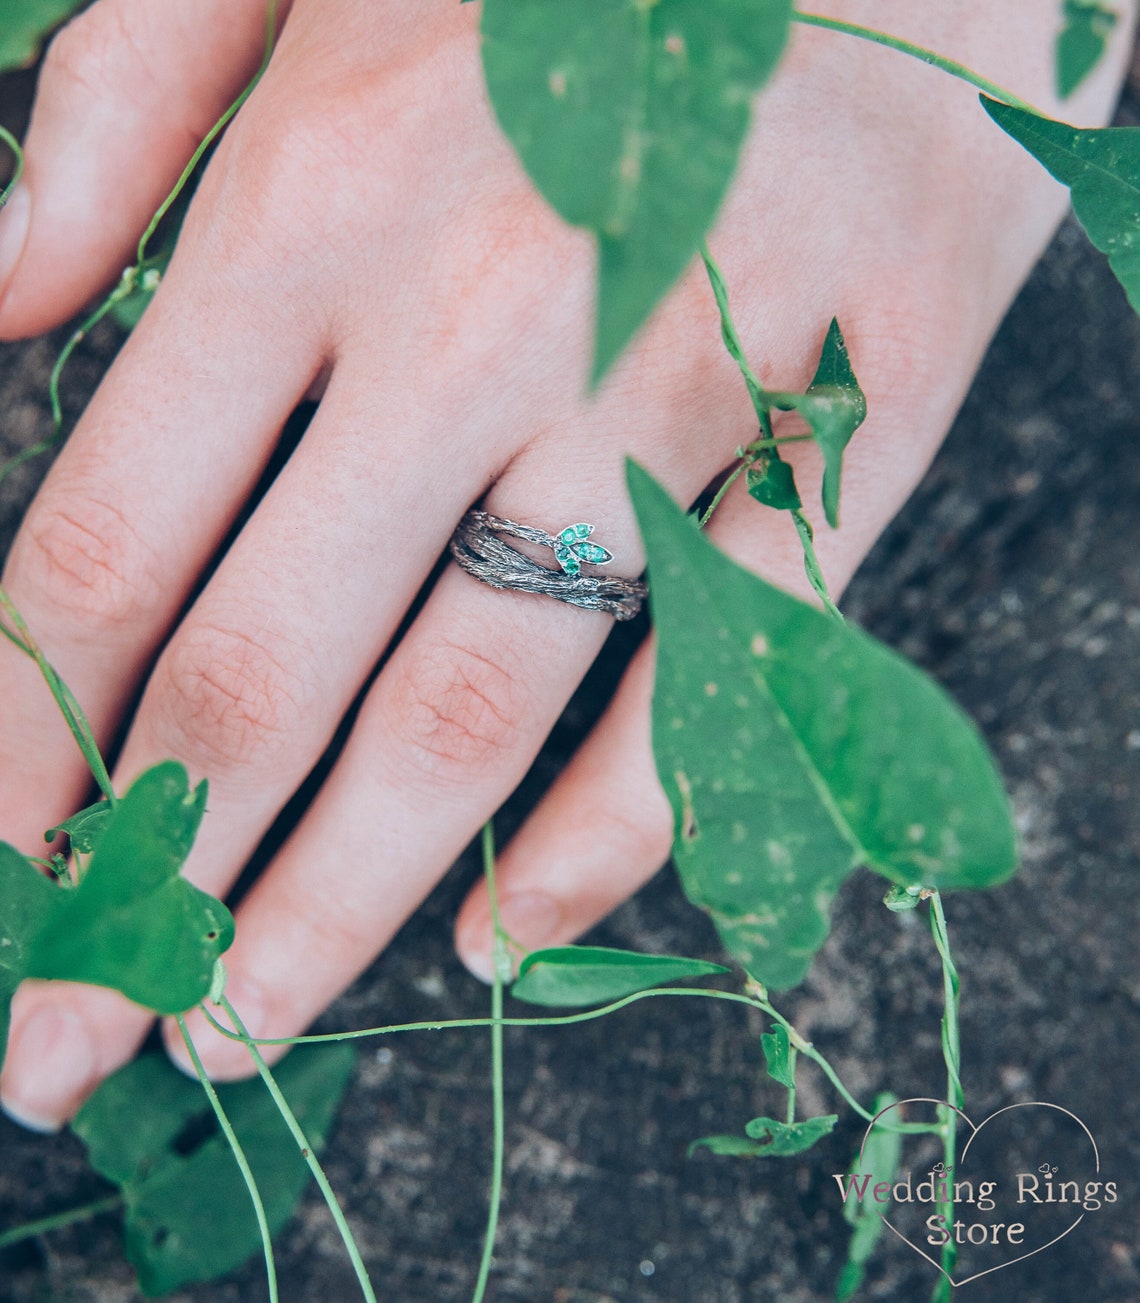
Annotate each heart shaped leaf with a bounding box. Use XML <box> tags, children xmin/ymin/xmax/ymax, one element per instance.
<box><xmin>1</xmin><ymin>765</ymin><xmax>233</xmax><ymax>1071</ymax></box>
<box><xmin>481</xmin><ymin>0</ymin><xmax>792</xmax><ymax>383</ymax></box>
<box><xmin>982</xmin><ymin>98</ymin><xmax>1140</xmax><ymax>314</ymax></box>
<box><xmin>512</xmin><ymin>944</ymin><xmax>727</xmax><ymax>1007</ymax></box>
<box><xmin>628</xmin><ymin>461</ymin><xmax>1017</xmax><ymax>990</ymax></box>
<box><xmin>0</xmin><ymin>843</ymin><xmax>65</xmax><ymax>1064</ymax></box>
<box><xmin>72</xmin><ymin>1045</ymin><xmax>355</xmax><ymax>1296</ymax></box>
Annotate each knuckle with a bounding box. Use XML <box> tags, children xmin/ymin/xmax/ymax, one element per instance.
<box><xmin>849</xmin><ymin>279</ymin><xmax>945</xmax><ymax>410</ymax></box>
<box><xmin>43</xmin><ymin>5</ymin><xmax>157</xmax><ymax>104</ymax></box>
<box><xmin>15</xmin><ymin>489</ymin><xmax>165</xmax><ymax>629</ymax></box>
<box><xmin>384</xmin><ymin>637</ymin><xmax>526</xmax><ymax>786</ymax></box>
<box><xmin>153</xmin><ymin>622</ymin><xmax>310</xmax><ymax>777</ymax></box>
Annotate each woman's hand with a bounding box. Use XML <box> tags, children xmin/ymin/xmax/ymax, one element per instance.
<box><xmin>0</xmin><ymin>0</ymin><xmax>1130</xmax><ymax>1129</ymax></box>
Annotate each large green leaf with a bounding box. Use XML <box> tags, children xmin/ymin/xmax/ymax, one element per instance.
<box><xmin>766</xmin><ymin>318</ymin><xmax>866</xmax><ymax>527</ymax></box>
<box><xmin>0</xmin><ymin>843</ymin><xmax>64</xmax><ymax>1064</ymax></box>
<box><xmin>982</xmin><ymin>97</ymin><xmax>1140</xmax><ymax>314</ymax></box>
<box><xmin>0</xmin><ymin>0</ymin><xmax>87</xmax><ymax>73</ymax></box>
<box><xmin>73</xmin><ymin>1045</ymin><xmax>355</xmax><ymax>1296</ymax></box>
<box><xmin>481</xmin><ymin>0</ymin><xmax>792</xmax><ymax>382</ymax></box>
<box><xmin>512</xmin><ymin>944</ymin><xmax>727</xmax><ymax>1007</ymax></box>
<box><xmin>628</xmin><ymin>462</ymin><xmax>1017</xmax><ymax>989</ymax></box>
<box><xmin>1055</xmin><ymin>1</ymin><xmax>1116</xmax><ymax>100</ymax></box>
<box><xmin>27</xmin><ymin>763</ymin><xmax>234</xmax><ymax>1014</ymax></box>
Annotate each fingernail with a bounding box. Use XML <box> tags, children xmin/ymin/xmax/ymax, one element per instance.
<box><xmin>0</xmin><ymin>1005</ymin><xmax>96</xmax><ymax>1133</ymax></box>
<box><xmin>460</xmin><ymin>892</ymin><xmax>564</xmax><ymax>984</ymax></box>
<box><xmin>167</xmin><ymin>978</ymin><xmax>267</xmax><ymax>1081</ymax></box>
<box><xmin>0</xmin><ymin>183</ymin><xmax>31</xmax><ymax>292</ymax></box>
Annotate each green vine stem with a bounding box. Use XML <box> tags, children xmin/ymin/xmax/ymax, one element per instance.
<box><xmin>175</xmin><ymin>1014</ymin><xmax>279</xmax><ymax>1303</ymax></box>
<box><xmin>217</xmin><ymin>995</ymin><xmax>377</xmax><ymax>1303</ymax></box>
<box><xmin>793</xmin><ymin>12</ymin><xmax>1040</xmax><ymax>115</ymax></box>
<box><xmin>200</xmin><ymin>985</ymin><xmax>936</xmax><ymax>1139</ymax></box>
<box><xmin>471</xmin><ymin>821</ymin><xmax>508</xmax><ymax>1303</ymax></box>
<box><xmin>928</xmin><ymin>890</ymin><xmax>963</xmax><ymax>1295</ymax></box>
<box><xmin>136</xmin><ymin>0</ymin><xmax>279</xmax><ymax>265</ymax></box>
<box><xmin>699</xmin><ymin>243</ymin><xmax>843</xmax><ymax>619</ymax></box>
<box><xmin>0</xmin><ymin>123</ymin><xmax>24</xmax><ymax>209</ymax></box>
<box><xmin>0</xmin><ymin>1194</ymin><xmax>121</xmax><ymax>1252</ymax></box>
<box><xmin>0</xmin><ymin>588</ymin><xmax>116</xmax><ymax>803</ymax></box>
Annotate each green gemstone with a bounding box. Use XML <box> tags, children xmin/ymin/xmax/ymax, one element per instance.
<box><xmin>561</xmin><ymin>528</ymin><xmax>577</xmax><ymax>544</ymax></box>
<box><xmin>575</xmin><ymin>542</ymin><xmax>612</xmax><ymax>565</ymax></box>
<box><xmin>574</xmin><ymin>522</ymin><xmax>592</xmax><ymax>539</ymax></box>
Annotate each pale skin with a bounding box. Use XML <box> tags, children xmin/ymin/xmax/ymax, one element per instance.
<box><xmin>0</xmin><ymin>0</ymin><xmax>1132</xmax><ymax>1130</ymax></box>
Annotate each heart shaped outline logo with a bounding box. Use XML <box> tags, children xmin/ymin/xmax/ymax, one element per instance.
<box><xmin>857</xmin><ymin>1097</ymin><xmax>1100</xmax><ymax>1288</ymax></box>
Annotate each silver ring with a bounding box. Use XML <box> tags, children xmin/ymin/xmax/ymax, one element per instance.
<box><xmin>449</xmin><ymin>511</ymin><xmax>647</xmax><ymax>621</ymax></box>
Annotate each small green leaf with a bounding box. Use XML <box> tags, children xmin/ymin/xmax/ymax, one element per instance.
<box><xmin>742</xmin><ymin>1113</ymin><xmax>838</xmax><ymax>1155</ymax></box>
<box><xmin>73</xmin><ymin>1046</ymin><xmax>355</xmax><ymax>1296</ymax></box>
<box><xmin>836</xmin><ymin>1092</ymin><xmax>902</xmax><ymax>1301</ymax></box>
<box><xmin>1056</xmin><ymin>1</ymin><xmax>1117</xmax><ymax>100</ymax></box>
<box><xmin>0</xmin><ymin>0</ymin><xmax>87</xmax><ymax>73</ymax></box>
<box><xmin>28</xmin><ymin>762</ymin><xmax>234</xmax><ymax>1014</ymax></box>
<box><xmin>44</xmin><ymin>799</ymin><xmax>112</xmax><ymax>854</ymax></box>
<box><xmin>760</xmin><ymin>1022</ymin><xmax>795</xmax><ymax>1087</ymax></box>
<box><xmin>512</xmin><ymin>944</ymin><xmax>727</xmax><ymax>1007</ymax></box>
<box><xmin>765</xmin><ymin>319</ymin><xmax>866</xmax><ymax>527</ymax></box>
<box><xmin>481</xmin><ymin>0</ymin><xmax>793</xmax><ymax>383</ymax></box>
<box><xmin>982</xmin><ymin>97</ymin><xmax>1140</xmax><ymax>316</ymax></box>
<box><xmin>0</xmin><ymin>844</ymin><xmax>65</xmax><ymax>1066</ymax></box>
<box><xmin>687</xmin><ymin>1132</ymin><xmax>774</xmax><ymax>1157</ymax></box>
<box><xmin>628</xmin><ymin>461</ymin><xmax>1017</xmax><ymax>990</ymax></box>
<box><xmin>882</xmin><ymin>883</ymin><xmax>922</xmax><ymax>912</ymax></box>
<box><xmin>747</xmin><ymin>449</ymin><xmax>802</xmax><ymax>511</ymax></box>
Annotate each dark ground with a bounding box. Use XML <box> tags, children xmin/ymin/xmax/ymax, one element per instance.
<box><xmin>0</xmin><ymin>58</ymin><xmax>1138</xmax><ymax>1303</ymax></box>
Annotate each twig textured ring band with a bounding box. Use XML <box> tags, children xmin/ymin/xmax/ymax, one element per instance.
<box><xmin>449</xmin><ymin>510</ymin><xmax>648</xmax><ymax>621</ymax></box>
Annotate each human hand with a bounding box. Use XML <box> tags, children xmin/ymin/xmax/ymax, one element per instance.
<box><xmin>0</xmin><ymin>0</ymin><xmax>1131</xmax><ymax>1130</ymax></box>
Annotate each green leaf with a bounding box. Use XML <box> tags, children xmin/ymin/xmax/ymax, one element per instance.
<box><xmin>511</xmin><ymin>944</ymin><xmax>727</xmax><ymax>1007</ymax></box>
<box><xmin>0</xmin><ymin>0</ymin><xmax>87</xmax><ymax>73</ymax></box>
<box><xmin>1056</xmin><ymin>1</ymin><xmax>1117</xmax><ymax>100</ymax></box>
<box><xmin>28</xmin><ymin>762</ymin><xmax>234</xmax><ymax>1014</ymax></box>
<box><xmin>743</xmin><ymin>1112</ymin><xmax>838</xmax><ymax>1155</ymax></box>
<box><xmin>761</xmin><ymin>1022</ymin><xmax>794</xmax><ymax>1087</ymax></box>
<box><xmin>481</xmin><ymin>0</ymin><xmax>792</xmax><ymax>383</ymax></box>
<box><xmin>765</xmin><ymin>319</ymin><xmax>866</xmax><ymax>527</ymax></box>
<box><xmin>44</xmin><ymin>799</ymin><xmax>112</xmax><ymax>854</ymax></box>
<box><xmin>746</xmin><ymin>449</ymin><xmax>802</xmax><ymax>511</ymax></box>
<box><xmin>73</xmin><ymin>1045</ymin><xmax>355</xmax><ymax>1296</ymax></box>
<box><xmin>687</xmin><ymin>1132</ymin><xmax>774</xmax><ymax>1157</ymax></box>
<box><xmin>836</xmin><ymin>1092</ymin><xmax>902</xmax><ymax>1301</ymax></box>
<box><xmin>981</xmin><ymin>97</ymin><xmax>1140</xmax><ymax>316</ymax></box>
<box><xmin>0</xmin><ymin>843</ymin><xmax>65</xmax><ymax>1066</ymax></box>
<box><xmin>628</xmin><ymin>461</ymin><xmax>1017</xmax><ymax>990</ymax></box>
